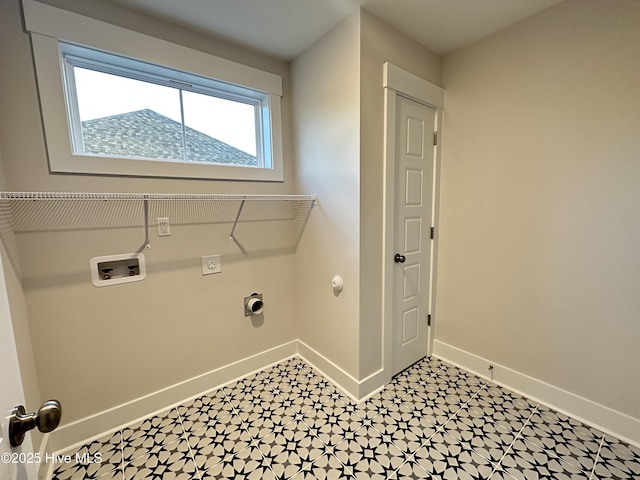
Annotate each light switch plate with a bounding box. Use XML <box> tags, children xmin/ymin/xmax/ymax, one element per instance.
<box><xmin>201</xmin><ymin>255</ymin><xmax>221</xmax><ymax>275</ymax></box>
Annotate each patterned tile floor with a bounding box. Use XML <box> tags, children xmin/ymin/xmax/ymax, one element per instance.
<box><xmin>51</xmin><ymin>356</ymin><xmax>640</xmax><ymax>480</ymax></box>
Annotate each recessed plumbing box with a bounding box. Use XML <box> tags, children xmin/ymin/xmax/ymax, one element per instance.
<box><xmin>90</xmin><ymin>253</ymin><xmax>146</xmax><ymax>287</ymax></box>
<box><xmin>244</xmin><ymin>293</ymin><xmax>264</xmax><ymax>316</ymax></box>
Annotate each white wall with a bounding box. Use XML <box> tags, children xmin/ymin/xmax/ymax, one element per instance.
<box><xmin>5</xmin><ymin>0</ymin><xmax>638</xmax><ymax>445</ymax></box>
<box><xmin>438</xmin><ymin>0</ymin><xmax>640</xmax><ymax>419</ymax></box>
<box><xmin>0</xmin><ymin>0</ymin><xmax>299</xmax><ymax>425</ymax></box>
<box><xmin>292</xmin><ymin>12</ymin><xmax>362</xmax><ymax>379</ymax></box>
<box><xmin>293</xmin><ymin>10</ymin><xmax>442</xmax><ymax>385</ymax></box>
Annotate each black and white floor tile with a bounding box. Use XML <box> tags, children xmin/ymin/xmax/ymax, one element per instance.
<box><xmin>51</xmin><ymin>356</ymin><xmax>640</xmax><ymax>480</ymax></box>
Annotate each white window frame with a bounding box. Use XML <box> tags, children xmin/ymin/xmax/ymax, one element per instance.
<box><xmin>23</xmin><ymin>0</ymin><xmax>284</xmax><ymax>182</ymax></box>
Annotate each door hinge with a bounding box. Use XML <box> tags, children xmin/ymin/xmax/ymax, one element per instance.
<box><xmin>430</xmin><ymin>226</ymin><xmax>434</xmax><ymax>239</ymax></box>
<box><xmin>433</xmin><ymin>131</ymin><xmax>438</xmax><ymax>146</ymax></box>
<box><xmin>427</xmin><ymin>314</ymin><xmax>432</xmax><ymax>327</ymax></box>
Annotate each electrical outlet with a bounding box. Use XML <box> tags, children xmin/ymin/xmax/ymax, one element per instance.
<box><xmin>201</xmin><ymin>255</ymin><xmax>221</xmax><ymax>275</ymax></box>
<box><xmin>157</xmin><ymin>217</ymin><xmax>171</xmax><ymax>236</ymax></box>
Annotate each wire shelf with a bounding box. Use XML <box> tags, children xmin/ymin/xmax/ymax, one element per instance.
<box><xmin>0</xmin><ymin>191</ymin><xmax>316</xmax><ymax>202</ymax></box>
<box><xmin>0</xmin><ymin>191</ymin><xmax>316</xmax><ymax>251</ymax></box>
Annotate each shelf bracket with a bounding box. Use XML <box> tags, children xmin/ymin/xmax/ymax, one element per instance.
<box><xmin>143</xmin><ymin>197</ymin><xmax>151</xmax><ymax>249</ymax></box>
<box><xmin>229</xmin><ymin>199</ymin><xmax>245</xmax><ymax>242</ymax></box>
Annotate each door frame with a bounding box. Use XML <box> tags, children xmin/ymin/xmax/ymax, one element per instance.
<box><xmin>382</xmin><ymin>62</ymin><xmax>444</xmax><ymax>377</ymax></box>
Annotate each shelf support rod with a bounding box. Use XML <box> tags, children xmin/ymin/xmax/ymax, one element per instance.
<box><xmin>229</xmin><ymin>199</ymin><xmax>245</xmax><ymax>242</ymax></box>
<box><xmin>143</xmin><ymin>197</ymin><xmax>150</xmax><ymax>249</ymax></box>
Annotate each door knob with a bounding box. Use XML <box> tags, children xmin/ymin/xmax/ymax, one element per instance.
<box><xmin>394</xmin><ymin>254</ymin><xmax>406</xmax><ymax>263</ymax></box>
<box><xmin>9</xmin><ymin>400</ymin><xmax>62</xmax><ymax>447</ymax></box>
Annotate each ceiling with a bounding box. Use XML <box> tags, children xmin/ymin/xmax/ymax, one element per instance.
<box><xmin>105</xmin><ymin>0</ymin><xmax>564</xmax><ymax>60</ymax></box>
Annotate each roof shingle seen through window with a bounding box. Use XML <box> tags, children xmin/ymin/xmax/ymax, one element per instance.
<box><xmin>81</xmin><ymin>109</ymin><xmax>257</xmax><ymax>165</ymax></box>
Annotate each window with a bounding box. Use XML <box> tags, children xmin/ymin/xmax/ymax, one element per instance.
<box><xmin>24</xmin><ymin>0</ymin><xmax>283</xmax><ymax>181</ymax></box>
<box><xmin>63</xmin><ymin>44</ymin><xmax>269</xmax><ymax>168</ymax></box>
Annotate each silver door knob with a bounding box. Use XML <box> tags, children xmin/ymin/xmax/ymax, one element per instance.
<box><xmin>9</xmin><ymin>400</ymin><xmax>62</xmax><ymax>447</ymax></box>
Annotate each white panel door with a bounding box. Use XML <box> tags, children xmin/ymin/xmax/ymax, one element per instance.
<box><xmin>0</xmin><ymin>253</ymin><xmax>37</xmax><ymax>480</ymax></box>
<box><xmin>392</xmin><ymin>95</ymin><xmax>435</xmax><ymax>375</ymax></box>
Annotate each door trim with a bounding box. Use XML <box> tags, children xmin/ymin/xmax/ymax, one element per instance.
<box><xmin>382</xmin><ymin>62</ymin><xmax>444</xmax><ymax>377</ymax></box>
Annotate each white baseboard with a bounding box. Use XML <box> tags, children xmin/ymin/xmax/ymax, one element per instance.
<box><xmin>48</xmin><ymin>338</ymin><xmax>640</xmax><ymax>459</ymax></box>
<box><xmin>296</xmin><ymin>340</ymin><xmax>360</xmax><ymax>401</ymax></box>
<box><xmin>50</xmin><ymin>341</ymin><xmax>298</xmax><ymax>452</ymax></box>
<box><xmin>49</xmin><ymin>338</ymin><xmax>640</xmax><ymax>456</ymax></box>
<box><xmin>50</xmin><ymin>340</ymin><xmax>391</xmax><ymax>454</ymax></box>
<box><xmin>433</xmin><ymin>340</ymin><xmax>640</xmax><ymax>447</ymax></box>
<box><xmin>296</xmin><ymin>340</ymin><xmax>389</xmax><ymax>401</ymax></box>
